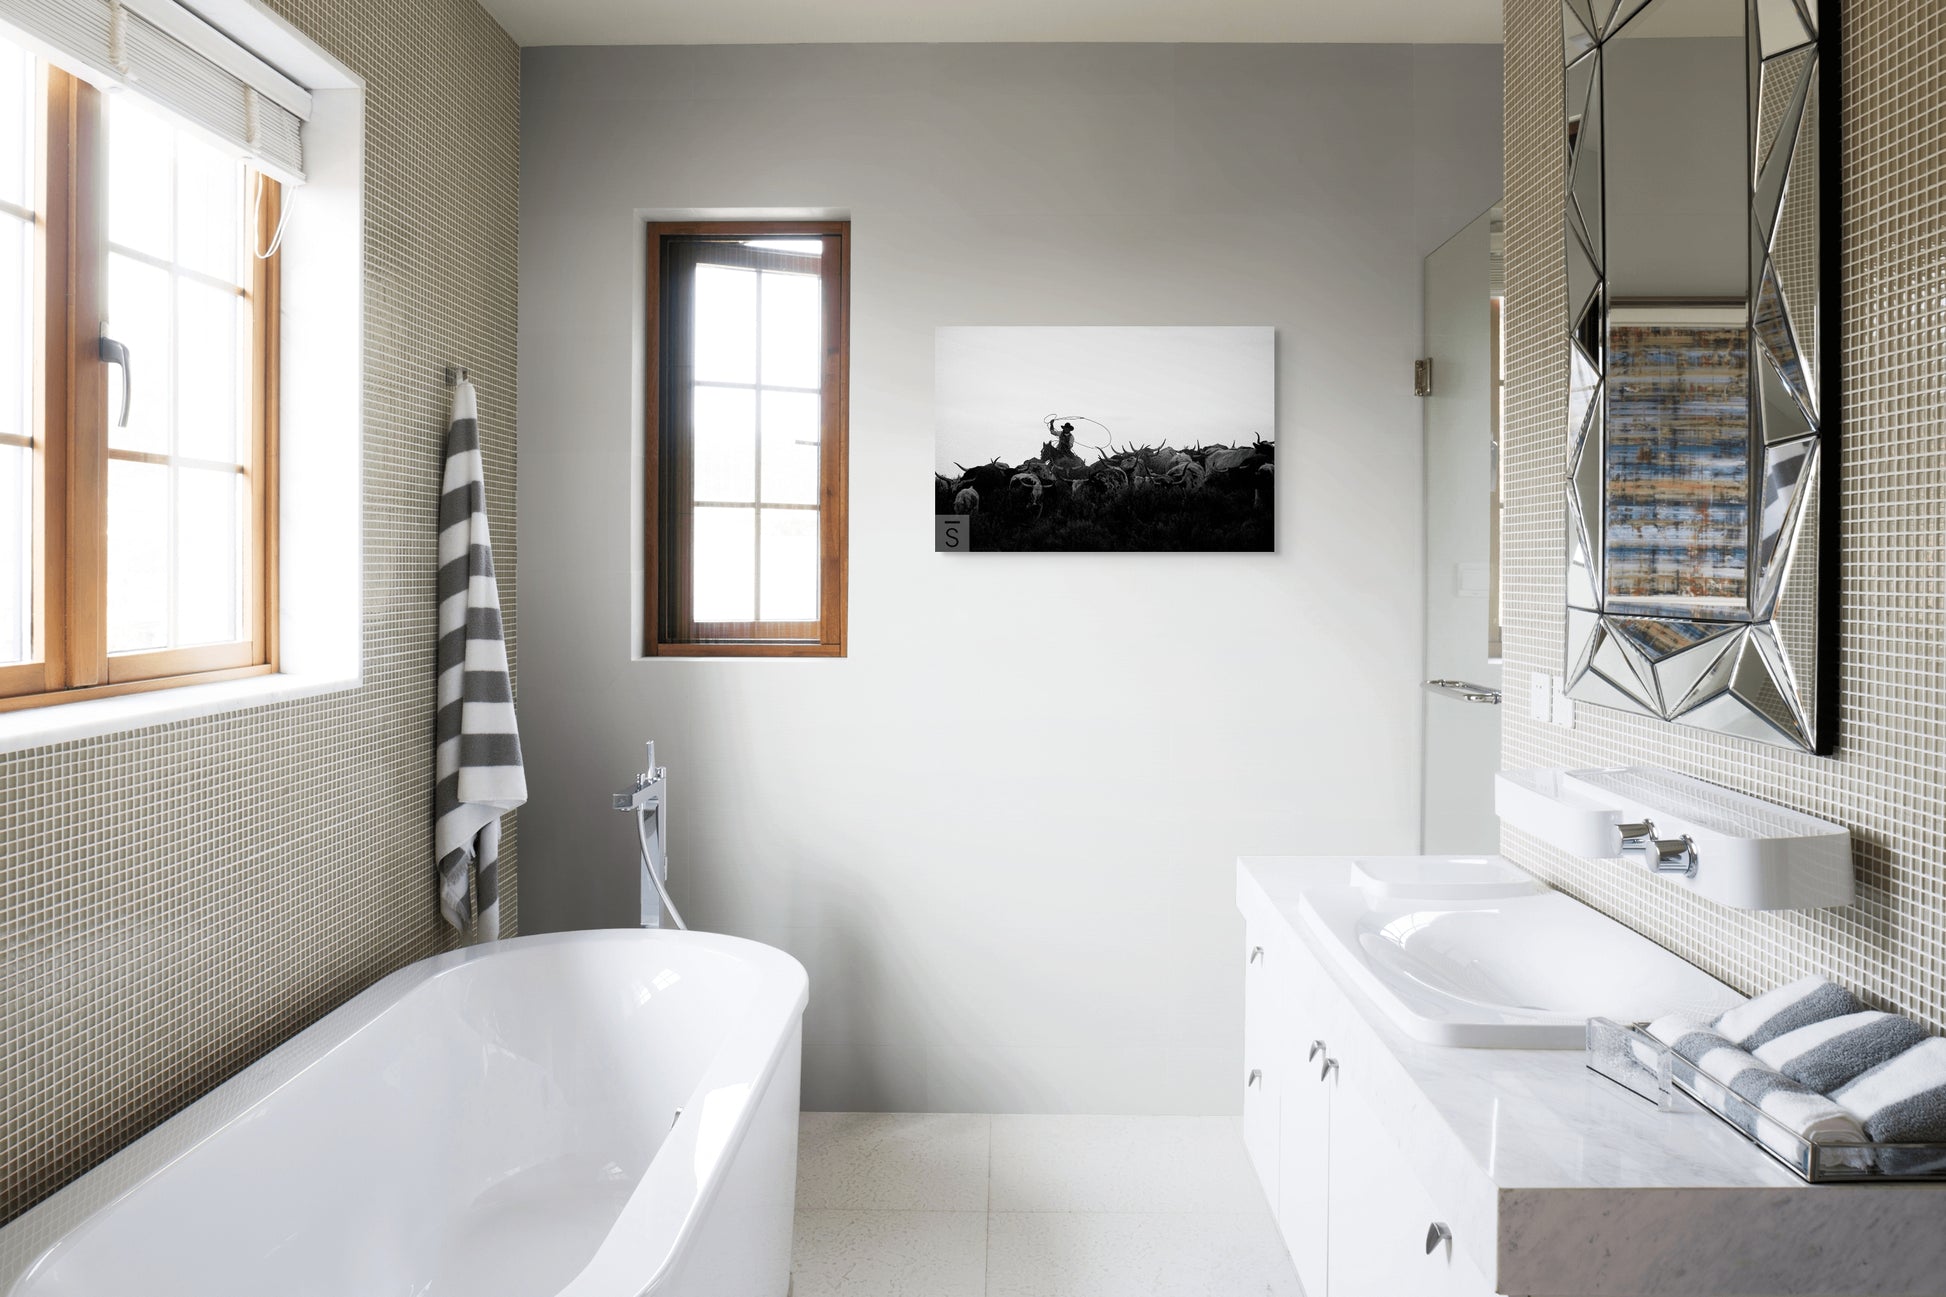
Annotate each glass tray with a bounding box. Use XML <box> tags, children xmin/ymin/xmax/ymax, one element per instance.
<box><xmin>1585</xmin><ymin>1017</ymin><xmax>1946</xmax><ymax>1183</ymax></box>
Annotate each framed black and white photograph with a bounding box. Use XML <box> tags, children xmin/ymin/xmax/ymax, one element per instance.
<box><xmin>934</xmin><ymin>326</ymin><xmax>1276</xmax><ymax>552</ymax></box>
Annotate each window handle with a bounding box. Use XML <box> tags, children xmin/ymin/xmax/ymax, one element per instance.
<box><xmin>98</xmin><ymin>332</ymin><xmax>131</xmax><ymax>429</ymax></box>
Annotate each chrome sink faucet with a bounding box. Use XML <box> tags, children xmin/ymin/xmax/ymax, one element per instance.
<box><xmin>1617</xmin><ymin>819</ymin><xmax>1699</xmax><ymax>879</ymax></box>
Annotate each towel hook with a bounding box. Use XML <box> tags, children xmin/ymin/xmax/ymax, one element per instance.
<box><xmin>444</xmin><ymin>364</ymin><xmax>469</xmax><ymax>386</ymax></box>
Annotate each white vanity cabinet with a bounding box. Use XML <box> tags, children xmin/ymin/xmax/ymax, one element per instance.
<box><xmin>1272</xmin><ymin>942</ymin><xmax>1331</xmax><ymax>1296</ymax></box>
<box><xmin>1242</xmin><ymin>897</ymin><xmax>1491</xmax><ymax>1297</ymax></box>
<box><xmin>1240</xmin><ymin>924</ymin><xmax>1281</xmax><ymax>1208</ymax></box>
<box><xmin>1326</xmin><ymin>1072</ymin><xmax>1485</xmax><ymax>1296</ymax></box>
<box><xmin>1241</xmin><ymin>857</ymin><xmax>1946</xmax><ymax>1297</ymax></box>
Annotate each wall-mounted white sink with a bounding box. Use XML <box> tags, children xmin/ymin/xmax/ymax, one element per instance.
<box><xmin>1298</xmin><ymin>882</ymin><xmax>1743</xmax><ymax>1048</ymax></box>
<box><xmin>1494</xmin><ymin>766</ymin><xmax>1854</xmax><ymax>910</ymax></box>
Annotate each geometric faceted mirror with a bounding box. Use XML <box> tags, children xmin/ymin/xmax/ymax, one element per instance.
<box><xmin>1560</xmin><ymin>0</ymin><xmax>1837</xmax><ymax>752</ymax></box>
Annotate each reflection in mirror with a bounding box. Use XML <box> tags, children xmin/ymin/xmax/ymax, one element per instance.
<box><xmin>1755</xmin><ymin>434</ymin><xmax>1816</xmax><ymax>603</ymax></box>
<box><xmin>1564</xmin><ymin>1</ymin><xmax>1597</xmax><ymax>64</ymax></box>
<box><xmin>1557</xmin><ymin>0</ymin><xmax>1833</xmax><ymax>752</ymax></box>
<box><xmin>1770</xmin><ymin>63</ymin><xmax>1820</xmax><ymax>405</ymax></box>
<box><xmin>1569</xmin><ymin>61</ymin><xmax>1605</xmax><ymax>257</ymax></box>
<box><xmin>1756</xmin><ymin>45</ymin><xmax>1813</xmax><ymax>178</ymax></box>
<box><xmin>1604</xmin><ymin>306</ymin><xmax>1749</xmax><ymax>611</ymax></box>
<box><xmin>1606</xmin><ymin>0</ymin><xmax>1746</xmax><ymax>304</ymax></box>
<box><xmin>1755</xmin><ymin>0</ymin><xmax>1813</xmax><ymax>56</ymax></box>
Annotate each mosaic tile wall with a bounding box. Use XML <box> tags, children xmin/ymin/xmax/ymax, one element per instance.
<box><xmin>0</xmin><ymin>0</ymin><xmax>521</xmax><ymax>1222</ymax></box>
<box><xmin>1501</xmin><ymin>0</ymin><xmax>1946</xmax><ymax>1021</ymax></box>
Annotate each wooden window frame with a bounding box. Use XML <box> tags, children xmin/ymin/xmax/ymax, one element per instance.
<box><xmin>0</xmin><ymin>69</ymin><xmax>280</xmax><ymax>713</ymax></box>
<box><xmin>643</xmin><ymin>220</ymin><xmax>848</xmax><ymax>658</ymax></box>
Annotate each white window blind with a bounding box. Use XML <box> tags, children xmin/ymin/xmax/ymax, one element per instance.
<box><xmin>0</xmin><ymin>0</ymin><xmax>308</xmax><ymax>182</ymax></box>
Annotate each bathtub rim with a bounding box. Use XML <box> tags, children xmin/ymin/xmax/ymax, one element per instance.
<box><xmin>0</xmin><ymin>927</ymin><xmax>809</xmax><ymax>1297</ymax></box>
<box><xmin>558</xmin><ymin>929</ymin><xmax>809</xmax><ymax>1297</ymax></box>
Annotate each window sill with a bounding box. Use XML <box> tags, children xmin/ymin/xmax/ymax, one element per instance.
<box><xmin>641</xmin><ymin>644</ymin><xmax>846</xmax><ymax>659</ymax></box>
<box><xmin>0</xmin><ymin>669</ymin><xmax>359</xmax><ymax>756</ymax></box>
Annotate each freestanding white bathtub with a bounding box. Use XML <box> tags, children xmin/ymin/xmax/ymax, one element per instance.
<box><xmin>0</xmin><ymin>929</ymin><xmax>808</xmax><ymax>1297</ymax></box>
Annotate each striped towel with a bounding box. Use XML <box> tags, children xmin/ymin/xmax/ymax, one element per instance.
<box><xmin>1833</xmin><ymin>1037</ymin><xmax>1946</xmax><ymax>1143</ymax></box>
<box><xmin>1834</xmin><ymin>1038</ymin><xmax>1946</xmax><ymax>1173</ymax></box>
<box><xmin>435</xmin><ymin>380</ymin><xmax>526</xmax><ymax>940</ymax></box>
<box><xmin>1712</xmin><ymin>975</ymin><xmax>1863</xmax><ymax>1050</ymax></box>
<box><xmin>1754</xmin><ymin>1010</ymin><xmax>1930</xmax><ymax>1095</ymax></box>
<box><xmin>1648</xmin><ymin>1013</ymin><xmax>1763</xmax><ymax>1112</ymax></box>
<box><xmin>1730</xmin><ymin>1069</ymin><xmax>1870</xmax><ymax>1161</ymax></box>
<box><xmin>1647</xmin><ymin>1013</ymin><xmax>1868</xmax><ymax>1154</ymax></box>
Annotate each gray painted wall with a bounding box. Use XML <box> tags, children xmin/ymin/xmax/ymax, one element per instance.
<box><xmin>518</xmin><ymin>42</ymin><xmax>1502</xmax><ymax>1113</ymax></box>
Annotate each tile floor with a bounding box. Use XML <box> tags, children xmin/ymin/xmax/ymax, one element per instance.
<box><xmin>791</xmin><ymin>1113</ymin><xmax>1303</xmax><ymax>1297</ymax></box>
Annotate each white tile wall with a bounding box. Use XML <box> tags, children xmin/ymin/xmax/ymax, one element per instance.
<box><xmin>0</xmin><ymin>0</ymin><xmax>521</xmax><ymax>1223</ymax></box>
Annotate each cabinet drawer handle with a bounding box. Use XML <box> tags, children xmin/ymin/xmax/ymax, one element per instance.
<box><xmin>1307</xmin><ymin>1039</ymin><xmax>1326</xmax><ymax>1062</ymax></box>
<box><xmin>1426</xmin><ymin>1221</ymin><xmax>1452</xmax><ymax>1255</ymax></box>
<box><xmin>1319</xmin><ymin>1056</ymin><xmax>1338</xmax><ymax>1082</ymax></box>
<box><xmin>1247</xmin><ymin>1068</ymin><xmax>1263</xmax><ymax>1088</ymax></box>
<box><xmin>1249</xmin><ymin>945</ymin><xmax>1265</xmax><ymax>965</ymax></box>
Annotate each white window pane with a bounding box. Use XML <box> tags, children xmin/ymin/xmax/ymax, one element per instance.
<box><xmin>692</xmin><ymin>385</ymin><xmax>755</xmax><ymax>504</ymax></box>
<box><xmin>108</xmin><ymin>96</ymin><xmax>174</xmax><ymax>261</ymax></box>
<box><xmin>760</xmin><ymin>271</ymin><xmax>822</xmax><ymax>390</ymax></box>
<box><xmin>107</xmin><ymin>459</ymin><xmax>170</xmax><ymax>653</ymax></box>
<box><xmin>742</xmin><ymin>239</ymin><xmax>822</xmax><ymax>255</ymax></box>
<box><xmin>760</xmin><ymin>389</ymin><xmax>820</xmax><ymax>506</ymax></box>
<box><xmin>759</xmin><ymin>509</ymin><xmax>818</xmax><ymax>622</ymax></box>
<box><xmin>0</xmin><ymin>444</ymin><xmax>27</xmax><ymax>663</ymax></box>
<box><xmin>0</xmin><ymin>38</ymin><xmax>31</xmax><ymax>212</ymax></box>
<box><xmin>176</xmin><ymin>137</ymin><xmax>243</xmax><ymax>286</ymax></box>
<box><xmin>107</xmin><ymin>254</ymin><xmax>173</xmax><ymax>453</ymax></box>
<box><xmin>0</xmin><ymin>214</ymin><xmax>27</xmax><ymax>442</ymax></box>
<box><xmin>693</xmin><ymin>264</ymin><xmax>756</xmax><ymax>385</ymax></box>
<box><xmin>691</xmin><ymin>505</ymin><xmax>755</xmax><ymax>623</ymax></box>
<box><xmin>175</xmin><ymin>468</ymin><xmax>239</xmax><ymax>645</ymax></box>
<box><xmin>177</xmin><ymin>279</ymin><xmax>241</xmax><ymax>462</ymax></box>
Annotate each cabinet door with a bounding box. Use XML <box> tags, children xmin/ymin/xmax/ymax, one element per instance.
<box><xmin>1241</xmin><ymin>923</ymin><xmax>1282</xmax><ymax>1210</ymax></box>
<box><xmin>1273</xmin><ymin>949</ymin><xmax>1330</xmax><ymax>1297</ymax></box>
<box><xmin>1326</xmin><ymin>1065</ymin><xmax>1491</xmax><ymax>1297</ymax></box>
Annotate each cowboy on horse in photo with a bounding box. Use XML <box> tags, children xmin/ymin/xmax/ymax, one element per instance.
<box><xmin>932</xmin><ymin>325</ymin><xmax>1276</xmax><ymax>552</ymax></box>
<box><xmin>933</xmin><ymin>412</ymin><xmax>1274</xmax><ymax>553</ymax></box>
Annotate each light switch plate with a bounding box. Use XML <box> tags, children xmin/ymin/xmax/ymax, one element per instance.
<box><xmin>1550</xmin><ymin>677</ymin><xmax>1576</xmax><ymax>727</ymax></box>
<box><xmin>1529</xmin><ymin>673</ymin><xmax>1553</xmax><ymax>722</ymax></box>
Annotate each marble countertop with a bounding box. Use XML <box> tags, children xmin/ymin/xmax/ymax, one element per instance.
<box><xmin>1240</xmin><ymin>855</ymin><xmax>1946</xmax><ymax>1297</ymax></box>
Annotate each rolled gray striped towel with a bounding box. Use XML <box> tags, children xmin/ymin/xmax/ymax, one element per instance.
<box><xmin>1754</xmin><ymin>1010</ymin><xmax>1930</xmax><ymax>1095</ymax></box>
<box><xmin>434</xmin><ymin>381</ymin><xmax>526</xmax><ymax>941</ymax></box>
<box><xmin>1721</xmin><ymin>1063</ymin><xmax>1869</xmax><ymax>1156</ymax></box>
<box><xmin>1647</xmin><ymin>1013</ymin><xmax>1737</xmax><ymax>1073</ymax></box>
<box><xmin>1712</xmin><ymin>975</ymin><xmax>1863</xmax><ymax>1050</ymax></box>
<box><xmin>1833</xmin><ymin>1036</ymin><xmax>1946</xmax><ymax>1144</ymax></box>
<box><xmin>1649</xmin><ymin>1013</ymin><xmax>1759</xmax><ymax>1111</ymax></box>
<box><xmin>1647</xmin><ymin>1014</ymin><xmax>1867</xmax><ymax>1153</ymax></box>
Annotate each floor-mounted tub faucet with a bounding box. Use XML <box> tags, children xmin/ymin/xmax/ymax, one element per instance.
<box><xmin>613</xmin><ymin>742</ymin><xmax>686</xmax><ymax>930</ymax></box>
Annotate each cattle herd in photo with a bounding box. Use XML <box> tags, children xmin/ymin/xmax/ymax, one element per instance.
<box><xmin>933</xmin><ymin>422</ymin><xmax>1275</xmax><ymax>552</ymax></box>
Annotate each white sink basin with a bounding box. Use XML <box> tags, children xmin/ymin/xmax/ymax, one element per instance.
<box><xmin>1348</xmin><ymin>854</ymin><xmax>1542</xmax><ymax>900</ymax></box>
<box><xmin>1298</xmin><ymin>884</ymin><xmax>1744</xmax><ymax>1048</ymax></box>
